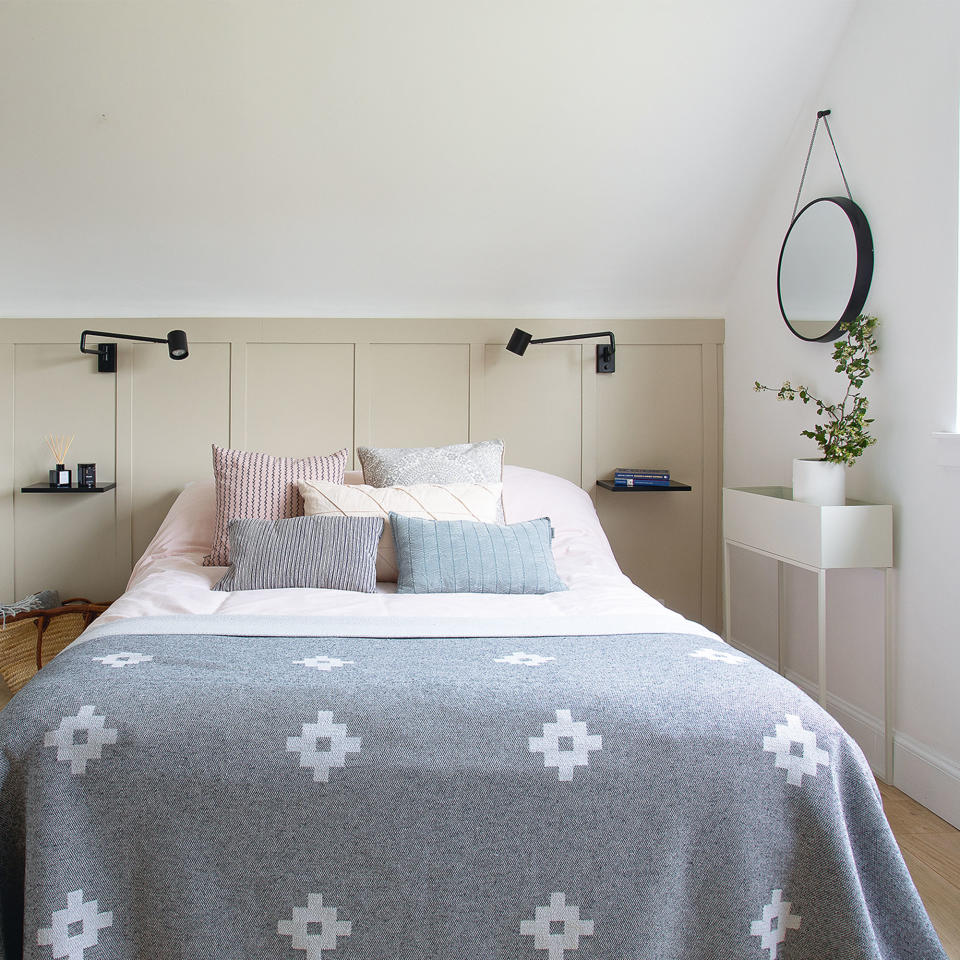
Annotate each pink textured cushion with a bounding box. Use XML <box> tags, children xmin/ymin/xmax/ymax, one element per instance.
<box><xmin>204</xmin><ymin>444</ymin><xmax>347</xmax><ymax>566</ymax></box>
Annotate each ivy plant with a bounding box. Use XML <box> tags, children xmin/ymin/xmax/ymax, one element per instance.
<box><xmin>754</xmin><ymin>314</ymin><xmax>879</xmax><ymax>466</ymax></box>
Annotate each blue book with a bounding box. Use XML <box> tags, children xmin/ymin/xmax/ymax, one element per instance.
<box><xmin>615</xmin><ymin>468</ymin><xmax>670</xmax><ymax>480</ymax></box>
<box><xmin>614</xmin><ymin>477</ymin><xmax>671</xmax><ymax>487</ymax></box>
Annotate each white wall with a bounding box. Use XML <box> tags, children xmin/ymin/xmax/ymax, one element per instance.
<box><xmin>0</xmin><ymin>0</ymin><xmax>848</xmax><ymax>319</ymax></box>
<box><xmin>724</xmin><ymin>0</ymin><xmax>960</xmax><ymax>825</ymax></box>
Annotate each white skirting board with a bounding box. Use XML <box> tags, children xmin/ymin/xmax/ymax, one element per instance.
<box><xmin>732</xmin><ymin>638</ymin><xmax>887</xmax><ymax>779</ymax></box>
<box><xmin>893</xmin><ymin>732</ymin><xmax>960</xmax><ymax>830</ymax></box>
<box><xmin>733</xmin><ymin>638</ymin><xmax>960</xmax><ymax>829</ymax></box>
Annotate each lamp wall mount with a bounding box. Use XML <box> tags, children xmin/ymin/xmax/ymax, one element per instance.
<box><xmin>506</xmin><ymin>328</ymin><xmax>616</xmax><ymax>373</ymax></box>
<box><xmin>80</xmin><ymin>329</ymin><xmax>189</xmax><ymax>372</ymax></box>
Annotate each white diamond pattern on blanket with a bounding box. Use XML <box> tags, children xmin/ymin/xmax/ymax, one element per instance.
<box><xmin>278</xmin><ymin>893</ymin><xmax>351</xmax><ymax>956</ymax></box>
<box><xmin>494</xmin><ymin>651</ymin><xmax>556</xmax><ymax>667</ymax></box>
<box><xmin>293</xmin><ymin>656</ymin><xmax>355</xmax><ymax>672</ymax></box>
<box><xmin>750</xmin><ymin>888</ymin><xmax>801</xmax><ymax>959</ymax></box>
<box><xmin>763</xmin><ymin>714</ymin><xmax>830</xmax><ymax>786</ymax></box>
<box><xmin>37</xmin><ymin>889</ymin><xmax>113</xmax><ymax>960</ymax></box>
<box><xmin>44</xmin><ymin>706</ymin><xmax>118</xmax><ymax>775</ymax></box>
<box><xmin>529</xmin><ymin>710</ymin><xmax>601</xmax><ymax>781</ymax></box>
<box><xmin>92</xmin><ymin>652</ymin><xmax>154</xmax><ymax>668</ymax></box>
<box><xmin>287</xmin><ymin>711</ymin><xmax>360</xmax><ymax>782</ymax></box>
<box><xmin>689</xmin><ymin>648</ymin><xmax>748</xmax><ymax>664</ymax></box>
<box><xmin>520</xmin><ymin>892</ymin><xmax>594</xmax><ymax>959</ymax></box>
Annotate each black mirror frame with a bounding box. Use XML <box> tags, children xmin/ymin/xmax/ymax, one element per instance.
<box><xmin>777</xmin><ymin>196</ymin><xmax>874</xmax><ymax>343</ymax></box>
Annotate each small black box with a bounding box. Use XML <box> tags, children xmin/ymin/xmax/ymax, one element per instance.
<box><xmin>77</xmin><ymin>463</ymin><xmax>97</xmax><ymax>489</ymax></box>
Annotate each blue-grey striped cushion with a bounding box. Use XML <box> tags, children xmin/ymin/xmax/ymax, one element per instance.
<box><xmin>213</xmin><ymin>515</ymin><xmax>383</xmax><ymax>592</ymax></box>
<box><xmin>389</xmin><ymin>513</ymin><xmax>567</xmax><ymax>595</ymax></box>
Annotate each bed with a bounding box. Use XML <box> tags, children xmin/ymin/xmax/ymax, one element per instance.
<box><xmin>0</xmin><ymin>462</ymin><xmax>946</xmax><ymax>960</ymax></box>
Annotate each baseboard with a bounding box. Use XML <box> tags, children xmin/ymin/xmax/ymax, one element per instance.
<box><xmin>894</xmin><ymin>732</ymin><xmax>960</xmax><ymax>829</ymax></box>
<box><xmin>729</xmin><ymin>638</ymin><xmax>886</xmax><ymax>779</ymax></box>
<box><xmin>729</xmin><ymin>637</ymin><xmax>960</xmax><ymax>829</ymax></box>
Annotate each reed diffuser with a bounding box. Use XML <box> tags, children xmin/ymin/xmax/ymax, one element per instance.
<box><xmin>45</xmin><ymin>434</ymin><xmax>74</xmax><ymax>487</ymax></box>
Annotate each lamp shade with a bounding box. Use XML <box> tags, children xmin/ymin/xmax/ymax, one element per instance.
<box><xmin>167</xmin><ymin>330</ymin><xmax>189</xmax><ymax>360</ymax></box>
<box><xmin>506</xmin><ymin>328</ymin><xmax>533</xmax><ymax>356</ymax></box>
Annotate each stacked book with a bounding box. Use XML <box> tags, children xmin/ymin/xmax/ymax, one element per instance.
<box><xmin>614</xmin><ymin>467</ymin><xmax>671</xmax><ymax>487</ymax></box>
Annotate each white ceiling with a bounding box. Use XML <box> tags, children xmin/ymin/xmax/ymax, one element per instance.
<box><xmin>0</xmin><ymin>0</ymin><xmax>855</xmax><ymax>318</ymax></box>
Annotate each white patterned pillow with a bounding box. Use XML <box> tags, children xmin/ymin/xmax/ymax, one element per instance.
<box><xmin>204</xmin><ymin>444</ymin><xmax>347</xmax><ymax>566</ymax></box>
<box><xmin>297</xmin><ymin>479</ymin><xmax>502</xmax><ymax>582</ymax></box>
<box><xmin>357</xmin><ymin>440</ymin><xmax>504</xmax><ymax>487</ymax></box>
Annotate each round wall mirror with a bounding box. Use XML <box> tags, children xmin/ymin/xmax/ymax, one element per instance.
<box><xmin>777</xmin><ymin>196</ymin><xmax>873</xmax><ymax>342</ymax></box>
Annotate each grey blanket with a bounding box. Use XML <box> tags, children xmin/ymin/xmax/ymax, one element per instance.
<box><xmin>0</xmin><ymin>630</ymin><xmax>945</xmax><ymax>959</ymax></box>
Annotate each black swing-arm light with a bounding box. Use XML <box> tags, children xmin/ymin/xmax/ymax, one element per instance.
<box><xmin>506</xmin><ymin>328</ymin><xmax>616</xmax><ymax>373</ymax></box>
<box><xmin>80</xmin><ymin>329</ymin><xmax>189</xmax><ymax>372</ymax></box>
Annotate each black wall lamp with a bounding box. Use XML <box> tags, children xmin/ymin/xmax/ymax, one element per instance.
<box><xmin>506</xmin><ymin>328</ymin><xmax>615</xmax><ymax>373</ymax></box>
<box><xmin>80</xmin><ymin>329</ymin><xmax>189</xmax><ymax>373</ymax></box>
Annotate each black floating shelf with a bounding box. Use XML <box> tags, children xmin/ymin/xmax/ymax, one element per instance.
<box><xmin>21</xmin><ymin>482</ymin><xmax>116</xmax><ymax>494</ymax></box>
<box><xmin>598</xmin><ymin>479</ymin><xmax>692</xmax><ymax>492</ymax></box>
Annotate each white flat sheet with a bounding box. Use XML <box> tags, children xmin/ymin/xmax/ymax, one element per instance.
<box><xmin>91</xmin><ymin>466</ymin><xmax>715</xmax><ymax>642</ymax></box>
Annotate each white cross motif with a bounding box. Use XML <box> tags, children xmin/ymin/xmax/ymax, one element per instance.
<box><xmin>689</xmin><ymin>648</ymin><xmax>748</xmax><ymax>665</ymax></box>
<box><xmin>91</xmin><ymin>652</ymin><xmax>154</xmax><ymax>668</ymax></box>
<box><xmin>44</xmin><ymin>706</ymin><xmax>118</xmax><ymax>775</ymax></box>
<box><xmin>278</xmin><ymin>893</ymin><xmax>351</xmax><ymax>957</ymax></box>
<box><xmin>494</xmin><ymin>651</ymin><xmax>556</xmax><ymax>667</ymax></box>
<box><xmin>529</xmin><ymin>709</ymin><xmax>601</xmax><ymax>781</ymax></box>
<box><xmin>763</xmin><ymin>713</ymin><xmax>830</xmax><ymax>786</ymax></box>
<box><xmin>287</xmin><ymin>711</ymin><xmax>361</xmax><ymax>782</ymax></box>
<box><xmin>37</xmin><ymin>889</ymin><xmax>113</xmax><ymax>960</ymax></box>
<box><xmin>520</xmin><ymin>892</ymin><xmax>594</xmax><ymax>959</ymax></box>
<box><xmin>292</xmin><ymin>656</ymin><xmax>355</xmax><ymax>672</ymax></box>
<box><xmin>750</xmin><ymin>888</ymin><xmax>801</xmax><ymax>959</ymax></box>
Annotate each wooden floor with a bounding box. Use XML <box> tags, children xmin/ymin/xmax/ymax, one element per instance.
<box><xmin>880</xmin><ymin>782</ymin><xmax>960</xmax><ymax>959</ymax></box>
<box><xmin>1</xmin><ymin>684</ymin><xmax>957</xmax><ymax>954</ymax></box>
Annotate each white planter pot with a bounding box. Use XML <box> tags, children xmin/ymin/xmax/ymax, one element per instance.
<box><xmin>792</xmin><ymin>458</ymin><xmax>846</xmax><ymax>506</ymax></box>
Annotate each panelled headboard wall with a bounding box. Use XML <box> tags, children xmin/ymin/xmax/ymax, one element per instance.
<box><xmin>0</xmin><ymin>318</ymin><xmax>724</xmax><ymax>632</ymax></box>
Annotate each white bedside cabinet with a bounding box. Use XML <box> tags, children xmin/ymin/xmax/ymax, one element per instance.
<box><xmin>722</xmin><ymin>486</ymin><xmax>894</xmax><ymax>779</ymax></box>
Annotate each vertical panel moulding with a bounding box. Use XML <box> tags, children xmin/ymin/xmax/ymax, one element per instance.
<box><xmin>353</xmin><ymin>340</ymin><xmax>370</xmax><ymax>472</ymax></box>
<box><xmin>0</xmin><ymin>343</ymin><xmax>14</xmax><ymax>600</ymax></box>
<box><xmin>722</xmin><ymin>540</ymin><xmax>732</xmax><ymax>643</ymax></box>
<box><xmin>114</xmin><ymin>341</ymin><xmax>134</xmax><ymax>597</ymax></box>
<box><xmin>777</xmin><ymin>560</ymin><xmax>786</xmax><ymax>674</ymax></box>
<box><xmin>580</xmin><ymin>341</ymin><xmax>598</xmax><ymax>499</ymax></box>
<box><xmin>817</xmin><ymin>568</ymin><xmax>828</xmax><ymax>707</ymax></box>
<box><xmin>468</xmin><ymin>341</ymin><xmax>485</xmax><ymax>443</ymax></box>
<box><xmin>700</xmin><ymin>341</ymin><xmax>722</xmax><ymax>631</ymax></box>
<box><xmin>884</xmin><ymin>566</ymin><xmax>895</xmax><ymax>783</ymax></box>
<box><xmin>231</xmin><ymin>337</ymin><xmax>246</xmax><ymax>450</ymax></box>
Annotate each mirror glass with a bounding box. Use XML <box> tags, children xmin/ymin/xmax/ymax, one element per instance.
<box><xmin>777</xmin><ymin>197</ymin><xmax>873</xmax><ymax>342</ymax></box>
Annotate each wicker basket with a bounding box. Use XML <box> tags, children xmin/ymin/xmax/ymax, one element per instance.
<box><xmin>0</xmin><ymin>598</ymin><xmax>111</xmax><ymax>694</ymax></box>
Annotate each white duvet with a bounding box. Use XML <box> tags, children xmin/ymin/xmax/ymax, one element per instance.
<box><xmin>88</xmin><ymin>466</ymin><xmax>714</xmax><ymax>641</ymax></box>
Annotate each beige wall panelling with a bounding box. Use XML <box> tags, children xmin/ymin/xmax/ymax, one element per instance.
<box><xmin>13</xmin><ymin>343</ymin><xmax>120</xmax><ymax>600</ymax></box>
<box><xmin>229</xmin><ymin>336</ymin><xmax>247</xmax><ymax>449</ymax></box>
<box><xmin>596</xmin><ymin>343</ymin><xmax>705</xmax><ymax>624</ymax></box>
<box><xmin>130</xmin><ymin>341</ymin><xmax>231</xmax><ymax>563</ymax></box>
<box><xmin>700</xmin><ymin>341</ymin><xmax>722</xmax><ymax>632</ymax></box>
<box><xmin>479</xmin><ymin>342</ymin><xmax>581</xmax><ymax>484</ymax></box>
<box><xmin>114</xmin><ymin>342</ymin><xmax>134</xmax><ymax>595</ymax></box>
<box><xmin>368</xmin><ymin>343</ymin><xmax>470</xmax><ymax>449</ymax></box>
<box><xmin>0</xmin><ymin>345</ymin><xmax>15</xmax><ymax>602</ymax></box>
<box><xmin>245</xmin><ymin>342</ymin><xmax>354</xmax><ymax>460</ymax></box>
<box><xmin>468</xmin><ymin>341</ymin><xmax>486</xmax><ymax>443</ymax></box>
<box><xmin>0</xmin><ymin>317</ymin><xmax>724</xmax><ymax>619</ymax></box>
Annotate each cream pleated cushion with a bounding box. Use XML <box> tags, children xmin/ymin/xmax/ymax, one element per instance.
<box><xmin>297</xmin><ymin>479</ymin><xmax>502</xmax><ymax>582</ymax></box>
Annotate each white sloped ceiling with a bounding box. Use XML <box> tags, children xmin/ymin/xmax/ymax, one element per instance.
<box><xmin>0</xmin><ymin>0</ymin><xmax>854</xmax><ymax>318</ymax></box>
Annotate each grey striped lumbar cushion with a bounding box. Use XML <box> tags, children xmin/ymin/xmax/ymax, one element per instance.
<box><xmin>213</xmin><ymin>515</ymin><xmax>383</xmax><ymax>592</ymax></box>
<box><xmin>389</xmin><ymin>513</ymin><xmax>566</xmax><ymax>595</ymax></box>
